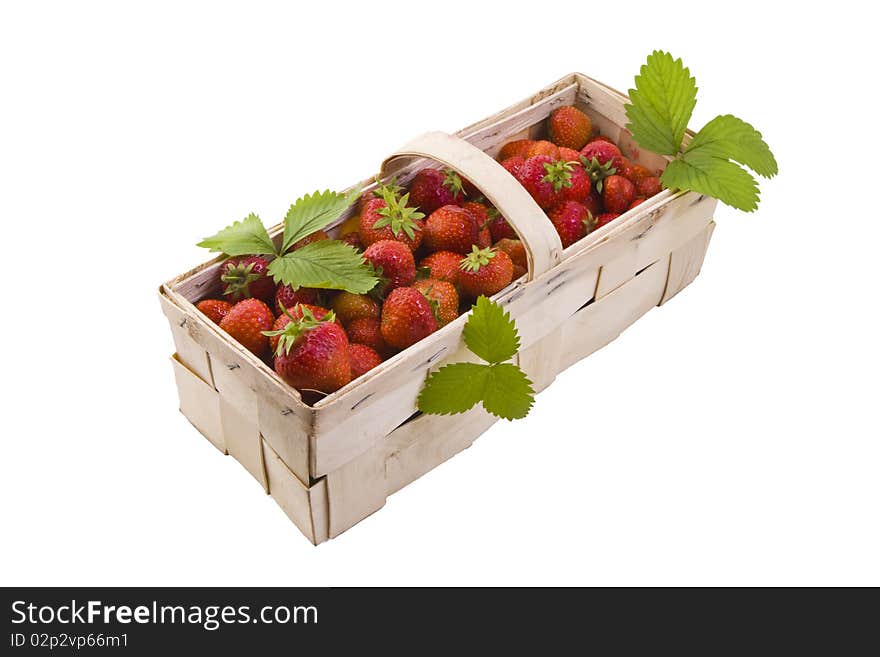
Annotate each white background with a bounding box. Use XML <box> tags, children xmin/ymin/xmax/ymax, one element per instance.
<box><xmin>1</xmin><ymin>1</ymin><xmax>877</xmax><ymax>586</ymax></box>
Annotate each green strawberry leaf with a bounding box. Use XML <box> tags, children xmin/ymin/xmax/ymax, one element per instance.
<box><xmin>282</xmin><ymin>188</ymin><xmax>360</xmax><ymax>254</ymax></box>
<box><xmin>624</xmin><ymin>50</ymin><xmax>698</xmax><ymax>156</ymax></box>
<box><xmin>481</xmin><ymin>363</ymin><xmax>535</xmax><ymax>420</ymax></box>
<box><xmin>462</xmin><ymin>295</ymin><xmax>520</xmax><ymax>364</ymax></box>
<box><xmin>267</xmin><ymin>240</ymin><xmax>378</xmax><ymax>293</ymax></box>
<box><xmin>417</xmin><ymin>363</ymin><xmax>490</xmax><ymax>415</ymax></box>
<box><xmin>662</xmin><ymin>153</ymin><xmax>760</xmax><ymax>212</ymax></box>
<box><xmin>684</xmin><ymin>114</ymin><xmax>778</xmax><ymax>178</ymax></box>
<box><xmin>197</xmin><ymin>213</ymin><xmax>277</xmax><ymax>256</ymax></box>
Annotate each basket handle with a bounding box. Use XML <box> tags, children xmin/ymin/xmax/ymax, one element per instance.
<box><xmin>380</xmin><ymin>131</ymin><xmax>563</xmax><ymax>281</ymax></box>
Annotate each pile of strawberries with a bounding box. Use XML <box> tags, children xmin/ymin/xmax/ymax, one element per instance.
<box><xmin>194</xmin><ymin>105</ymin><xmax>660</xmax><ymax>396</ymax></box>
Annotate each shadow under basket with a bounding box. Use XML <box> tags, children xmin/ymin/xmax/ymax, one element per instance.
<box><xmin>159</xmin><ymin>72</ymin><xmax>717</xmax><ymax>544</ymax></box>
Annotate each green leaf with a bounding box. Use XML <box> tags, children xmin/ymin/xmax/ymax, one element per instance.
<box><xmin>685</xmin><ymin>114</ymin><xmax>778</xmax><ymax>178</ymax></box>
<box><xmin>462</xmin><ymin>295</ymin><xmax>520</xmax><ymax>364</ymax></box>
<box><xmin>267</xmin><ymin>240</ymin><xmax>378</xmax><ymax>294</ymax></box>
<box><xmin>417</xmin><ymin>363</ymin><xmax>490</xmax><ymax>415</ymax></box>
<box><xmin>197</xmin><ymin>213</ymin><xmax>276</xmax><ymax>256</ymax></box>
<box><xmin>624</xmin><ymin>50</ymin><xmax>698</xmax><ymax>156</ymax></box>
<box><xmin>662</xmin><ymin>153</ymin><xmax>760</xmax><ymax>212</ymax></box>
<box><xmin>281</xmin><ymin>189</ymin><xmax>360</xmax><ymax>254</ymax></box>
<box><xmin>481</xmin><ymin>363</ymin><xmax>535</xmax><ymax>420</ymax></box>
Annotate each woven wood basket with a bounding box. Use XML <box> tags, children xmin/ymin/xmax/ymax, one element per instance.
<box><xmin>159</xmin><ymin>73</ymin><xmax>717</xmax><ymax>544</ymax></box>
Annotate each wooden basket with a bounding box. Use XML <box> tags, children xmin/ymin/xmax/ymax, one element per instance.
<box><xmin>159</xmin><ymin>73</ymin><xmax>717</xmax><ymax>544</ymax></box>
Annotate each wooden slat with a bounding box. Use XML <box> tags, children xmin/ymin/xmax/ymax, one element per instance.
<box><xmin>660</xmin><ymin>221</ymin><xmax>716</xmax><ymax>305</ymax></box>
<box><xmin>170</xmin><ymin>354</ymin><xmax>225</xmax><ymax>453</ymax></box>
<box><xmin>261</xmin><ymin>439</ymin><xmax>328</xmax><ymax>545</ymax></box>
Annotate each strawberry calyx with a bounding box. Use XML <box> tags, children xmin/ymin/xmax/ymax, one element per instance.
<box><xmin>262</xmin><ymin>304</ymin><xmax>335</xmax><ymax>357</ymax></box>
<box><xmin>459</xmin><ymin>245</ymin><xmax>497</xmax><ymax>273</ymax></box>
<box><xmin>418</xmin><ymin>284</ymin><xmax>443</xmax><ymax>324</ymax></box>
<box><xmin>541</xmin><ymin>160</ymin><xmax>575</xmax><ymax>192</ymax></box>
<box><xmin>415</xmin><ymin>265</ymin><xmax>432</xmax><ymax>281</ymax></box>
<box><xmin>221</xmin><ymin>260</ymin><xmax>265</xmax><ymax>300</ymax></box>
<box><xmin>371</xmin><ymin>176</ymin><xmax>404</xmax><ymax>204</ymax></box>
<box><xmin>580</xmin><ymin>156</ymin><xmax>617</xmax><ymax>193</ymax></box>
<box><xmin>442</xmin><ymin>168</ymin><xmax>466</xmax><ymax>199</ymax></box>
<box><xmin>582</xmin><ymin>210</ymin><xmax>596</xmax><ymax>229</ymax></box>
<box><xmin>372</xmin><ymin>192</ymin><xmax>425</xmax><ymax>240</ymax></box>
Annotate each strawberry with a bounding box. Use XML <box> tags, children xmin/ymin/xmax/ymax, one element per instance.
<box><xmin>346</xmin><ymin>317</ymin><xmax>390</xmax><ymax>356</ymax></box>
<box><xmin>291</xmin><ymin>229</ymin><xmax>329</xmax><ymax>251</ymax></box>
<box><xmin>220</xmin><ymin>255</ymin><xmax>276</xmax><ymax>305</ymax></box>
<box><xmin>267</xmin><ymin>303</ymin><xmax>334</xmax><ymax>355</ymax></box>
<box><xmin>499</xmin><ymin>155</ymin><xmax>526</xmax><ymax>180</ymax></box>
<box><xmin>629</xmin><ymin>198</ymin><xmax>646</xmax><ymax>210</ymax></box>
<box><xmin>363</xmin><ymin>239</ymin><xmax>416</xmax><ymax>291</ymax></box>
<box><xmin>518</xmin><ymin>156</ymin><xmax>572</xmax><ymax>209</ymax></box>
<box><xmin>270</xmin><ymin>308</ymin><xmax>351</xmax><ymax>394</ymax></box>
<box><xmin>424</xmin><ymin>205</ymin><xmax>481</xmax><ymax>254</ymax></box>
<box><xmin>413</xmin><ymin>278</ymin><xmax>459</xmax><ymax>327</ymax></box>
<box><xmin>548</xmin><ymin>201</ymin><xmax>589</xmax><ymax>248</ymax></box>
<box><xmin>636</xmin><ymin>176</ymin><xmax>662</xmax><ymax>198</ymax></box>
<box><xmin>558</xmin><ymin>146</ymin><xmax>582</xmax><ymax>162</ymax></box>
<box><xmin>219</xmin><ymin>298</ymin><xmax>275</xmax><ymax>358</ymax></box>
<box><xmin>275</xmin><ymin>284</ymin><xmax>319</xmax><ymax>316</ymax></box>
<box><xmin>498</xmin><ymin>139</ymin><xmax>533</xmax><ymax>160</ymax></box>
<box><xmin>419</xmin><ymin>250</ymin><xmax>462</xmax><ymax>286</ymax></box>
<box><xmin>458</xmin><ymin>246</ymin><xmax>514</xmax><ymax>298</ymax></box>
<box><xmin>330</xmin><ymin>292</ymin><xmax>380</xmax><ymax>326</ymax></box>
<box><xmin>358</xmin><ymin>192</ymin><xmax>425</xmax><ymax>251</ymax></box>
<box><xmin>548</xmin><ymin>106</ymin><xmax>593</xmax><ymax>150</ymax></box>
<box><xmin>618</xmin><ymin>158</ymin><xmax>653</xmax><ymax>183</ymax></box>
<box><xmin>349</xmin><ymin>343</ymin><xmax>383</xmax><ymax>379</ymax></box>
<box><xmin>494</xmin><ymin>238</ymin><xmax>527</xmax><ymax>270</ymax></box>
<box><xmin>588</xmin><ymin>134</ymin><xmax>615</xmax><ymax>144</ymax></box>
<box><xmin>196</xmin><ymin>299</ymin><xmax>231</xmax><ymax>325</ymax></box>
<box><xmin>408</xmin><ymin>168</ymin><xmax>466</xmax><ymax>215</ymax></box>
<box><xmin>487</xmin><ymin>210</ymin><xmax>517</xmax><ymax>242</ymax></box>
<box><xmin>462</xmin><ymin>201</ymin><xmax>493</xmax><ymax>248</ymax></box>
<box><xmin>561</xmin><ymin>162</ymin><xmax>592</xmax><ymax>204</ymax></box>
<box><xmin>602</xmin><ymin>175</ymin><xmax>637</xmax><ymax>213</ymax></box>
<box><xmin>594</xmin><ymin>212</ymin><xmax>621</xmax><ymax>230</ymax></box>
<box><xmin>380</xmin><ymin>287</ymin><xmax>438</xmax><ymax>350</ymax></box>
<box><xmin>511</xmin><ymin>264</ymin><xmax>527</xmax><ymax>280</ymax></box>
<box><xmin>580</xmin><ymin>140</ymin><xmax>623</xmax><ymax>166</ymax></box>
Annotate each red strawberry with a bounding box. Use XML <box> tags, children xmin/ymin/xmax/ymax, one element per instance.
<box><xmin>275</xmin><ymin>284</ymin><xmax>319</xmax><ymax>316</ymax></box>
<box><xmin>618</xmin><ymin>158</ymin><xmax>653</xmax><ymax>182</ymax></box>
<box><xmin>487</xmin><ymin>211</ymin><xmax>517</xmax><ymax>242</ymax></box>
<box><xmin>413</xmin><ymin>278</ymin><xmax>459</xmax><ymax>327</ymax></box>
<box><xmin>329</xmin><ymin>292</ymin><xmax>380</xmax><ymax>326</ymax></box>
<box><xmin>526</xmin><ymin>140</ymin><xmax>560</xmax><ymax>159</ymax></box>
<box><xmin>408</xmin><ymin>168</ymin><xmax>466</xmax><ymax>215</ymax></box>
<box><xmin>346</xmin><ymin>317</ymin><xmax>390</xmax><ymax>356</ymax></box>
<box><xmin>462</xmin><ymin>201</ymin><xmax>493</xmax><ymax>248</ymax></box>
<box><xmin>358</xmin><ymin>192</ymin><xmax>425</xmax><ymax>251</ymax></box>
<box><xmin>220</xmin><ymin>255</ymin><xmax>276</xmax><ymax>305</ymax></box>
<box><xmin>562</xmin><ymin>162</ymin><xmax>592</xmax><ymax>204</ymax></box>
<box><xmin>582</xmin><ymin>188</ymin><xmax>603</xmax><ymax>217</ymax></box>
<box><xmin>558</xmin><ymin>146</ymin><xmax>582</xmax><ymax>162</ymax></box>
<box><xmin>498</xmin><ymin>139</ymin><xmax>533</xmax><ymax>160</ymax></box>
<box><xmin>291</xmin><ymin>230</ymin><xmax>329</xmax><ymax>251</ymax></box>
<box><xmin>363</xmin><ymin>239</ymin><xmax>416</xmax><ymax>291</ymax></box>
<box><xmin>548</xmin><ymin>106</ymin><xmax>593</xmax><ymax>150</ymax></box>
<box><xmin>494</xmin><ymin>238</ymin><xmax>527</xmax><ymax>271</ymax></box>
<box><xmin>602</xmin><ymin>175</ymin><xmax>637</xmax><ymax>213</ymax></box>
<box><xmin>419</xmin><ymin>250</ymin><xmax>462</xmax><ymax>286</ymax></box>
<box><xmin>636</xmin><ymin>176</ymin><xmax>662</xmax><ymax>198</ymax></box>
<box><xmin>424</xmin><ymin>205</ymin><xmax>481</xmax><ymax>254</ymax></box>
<box><xmin>218</xmin><ymin>298</ymin><xmax>275</xmax><ymax>358</ymax></box>
<box><xmin>588</xmin><ymin>134</ymin><xmax>615</xmax><ymax>144</ymax></box>
<box><xmin>196</xmin><ymin>299</ymin><xmax>232</xmax><ymax>325</ymax></box>
<box><xmin>511</xmin><ymin>264</ymin><xmax>527</xmax><ymax>280</ymax></box>
<box><xmin>580</xmin><ymin>140</ymin><xmax>624</xmax><ymax>171</ymax></box>
<box><xmin>458</xmin><ymin>246</ymin><xmax>514</xmax><ymax>298</ymax></box>
<box><xmin>518</xmin><ymin>156</ymin><xmax>572</xmax><ymax>209</ymax></box>
<box><xmin>594</xmin><ymin>212</ymin><xmax>621</xmax><ymax>230</ymax></box>
<box><xmin>349</xmin><ymin>343</ymin><xmax>382</xmax><ymax>379</ymax></box>
<box><xmin>267</xmin><ymin>303</ymin><xmax>334</xmax><ymax>355</ymax></box>
<box><xmin>380</xmin><ymin>287</ymin><xmax>438</xmax><ymax>350</ymax></box>
<box><xmin>499</xmin><ymin>155</ymin><xmax>526</xmax><ymax>179</ymax></box>
<box><xmin>548</xmin><ymin>201</ymin><xmax>589</xmax><ymax>248</ymax></box>
<box><xmin>271</xmin><ymin>308</ymin><xmax>351</xmax><ymax>393</ymax></box>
